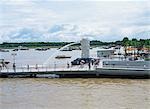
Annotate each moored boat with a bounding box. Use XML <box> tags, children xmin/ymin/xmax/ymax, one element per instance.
<box><xmin>0</xmin><ymin>49</ymin><xmax>9</xmax><ymax>52</ymax></box>
<box><xmin>55</xmin><ymin>55</ymin><xmax>71</xmax><ymax>59</ymax></box>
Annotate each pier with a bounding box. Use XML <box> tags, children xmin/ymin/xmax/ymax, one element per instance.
<box><xmin>0</xmin><ymin>64</ymin><xmax>150</xmax><ymax>78</ymax></box>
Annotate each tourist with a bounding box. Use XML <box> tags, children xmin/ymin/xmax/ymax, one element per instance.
<box><xmin>27</xmin><ymin>65</ymin><xmax>29</xmax><ymax>71</ymax></box>
<box><xmin>13</xmin><ymin>63</ymin><xmax>16</xmax><ymax>72</ymax></box>
<box><xmin>0</xmin><ymin>65</ymin><xmax>2</xmax><ymax>72</ymax></box>
<box><xmin>67</xmin><ymin>62</ymin><xmax>70</xmax><ymax>68</ymax></box>
<box><xmin>35</xmin><ymin>64</ymin><xmax>38</xmax><ymax>69</ymax></box>
<box><xmin>91</xmin><ymin>59</ymin><xmax>94</xmax><ymax>65</ymax></box>
<box><xmin>88</xmin><ymin>62</ymin><xmax>91</xmax><ymax>70</ymax></box>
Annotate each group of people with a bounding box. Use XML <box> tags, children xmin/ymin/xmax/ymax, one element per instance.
<box><xmin>0</xmin><ymin>59</ymin><xmax>8</xmax><ymax>72</ymax></box>
<box><xmin>67</xmin><ymin>58</ymin><xmax>100</xmax><ymax>70</ymax></box>
<box><xmin>1</xmin><ymin>63</ymin><xmax>38</xmax><ymax>72</ymax></box>
<box><xmin>88</xmin><ymin>59</ymin><xmax>100</xmax><ymax>69</ymax></box>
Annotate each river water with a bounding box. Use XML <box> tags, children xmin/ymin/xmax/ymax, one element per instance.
<box><xmin>0</xmin><ymin>49</ymin><xmax>150</xmax><ymax>109</ymax></box>
<box><xmin>0</xmin><ymin>78</ymin><xmax>149</xmax><ymax>109</ymax></box>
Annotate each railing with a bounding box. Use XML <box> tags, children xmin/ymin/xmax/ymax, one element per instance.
<box><xmin>103</xmin><ymin>64</ymin><xmax>149</xmax><ymax>69</ymax></box>
<box><xmin>0</xmin><ymin>64</ymin><xmax>96</xmax><ymax>73</ymax></box>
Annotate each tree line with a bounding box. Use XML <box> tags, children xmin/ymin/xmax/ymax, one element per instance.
<box><xmin>0</xmin><ymin>37</ymin><xmax>149</xmax><ymax>49</ymax></box>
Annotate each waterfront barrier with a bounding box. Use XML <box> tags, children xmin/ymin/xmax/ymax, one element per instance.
<box><xmin>0</xmin><ymin>64</ymin><xmax>149</xmax><ymax>78</ymax></box>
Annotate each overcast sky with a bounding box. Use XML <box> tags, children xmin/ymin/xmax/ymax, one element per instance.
<box><xmin>0</xmin><ymin>0</ymin><xmax>149</xmax><ymax>42</ymax></box>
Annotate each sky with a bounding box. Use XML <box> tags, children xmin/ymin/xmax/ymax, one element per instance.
<box><xmin>0</xmin><ymin>0</ymin><xmax>150</xmax><ymax>42</ymax></box>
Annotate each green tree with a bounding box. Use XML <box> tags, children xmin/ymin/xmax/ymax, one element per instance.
<box><xmin>122</xmin><ymin>37</ymin><xmax>129</xmax><ymax>57</ymax></box>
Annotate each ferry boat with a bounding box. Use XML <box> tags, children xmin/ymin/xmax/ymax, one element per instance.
<box><xmin>55</xmin><ymin>55</ymin><xmax>71</xmax><ymax>59</ymax></box>
<box><xmin>0</xmin><ymin>49</ymin><xmax>9</xmax><ymax>52</ymax></box>
<box><xmin>35</xmin><ymin>48</ymin><xmax>49</xmax><ymax>51</ymax></box>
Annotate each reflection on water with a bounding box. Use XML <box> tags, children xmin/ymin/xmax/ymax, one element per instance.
<box><xmin>0</xmin><ymin>78</ymin><xmax>149</xmax><ymax>109</ymax></box>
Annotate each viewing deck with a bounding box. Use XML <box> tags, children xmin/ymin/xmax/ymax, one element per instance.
<box><xmin>0</xmin><ymin>64</ymin><xmax>149</xmax><ymax>78</ymax></box>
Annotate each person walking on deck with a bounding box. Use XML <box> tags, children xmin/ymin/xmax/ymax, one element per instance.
<box><xmin>67</xmin><ymin>62</ymin><xmax>70</xmax><ymax>68</ymax></box>
<box><xmin>35</xmin><ymin>64</ymin><xmax>38</xmax><ymax>70</ymax></box>
<box><xmin>0</xmin><ymin>65</ymin><xmax>2</xmax><ymax>72</ymax></box>
<box><xmin>27</xmin><ymin>65</ymin><xmax>29</xmax><ymax>71</ymax></box>
<box><xmin>88</xmin><ymin>62</ymin><xmax>91</xmax><ymax>70</ymax></box>
<box><xmin>13</xmin><ymin>63</ymin><xmax>16</xmax><ymax>72</ymax></box>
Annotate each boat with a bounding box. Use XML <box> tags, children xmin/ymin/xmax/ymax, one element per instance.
<box><xmin>0</xmin><ymin>49</ymin><xmax>9</xmax><ymax>52</ymax></box>
<box><xmin>35</xmin><ymin>48</ymin><xmax>48</xmax><ymax>51</ymax></box>
<box><xmin>19</xmin><ymin>47</ymin><xmax>29</xmax><ymax>50</ymax></box>
<box><xmin>55</xmin><ymin>55</ymin><xmax>71</xmax><ymax>59</ymax></box>
<box><xmin>12</xmin><ymin>49</ymin><xmax>19</xmax><ymax>51</ymax></box>
<box><xmin>60</xmin><ymin>49</ymin><xmax>72</xmax><ymax>51</ymax></box>
<box><xmin>18</xmin><ymin>46</ymin><xmax>29</xmax><ymax>50</ymax></box>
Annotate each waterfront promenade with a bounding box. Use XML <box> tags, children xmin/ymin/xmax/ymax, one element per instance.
<box><xmin>0</xmin><ymin>63</ymin><xmax>149</xmax><ymax>78</ymax></box>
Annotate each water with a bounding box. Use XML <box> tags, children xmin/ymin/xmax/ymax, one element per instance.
<box><xmin>0</xmin><ymin>49</ymin><xmax>150</xmax><ymax>109</ymax></box>
<box><xmin>0</xmin><ymin>48</ymin><xmax>97</xmax><ymax>68</ymax></box>
<box><xmin>0</xmin><ymin>49</ymin><xmax>79</xmax><ymax>68</ymax></box>
<box><xmin>43</xmin><ymin>42</ymin><xmax>78</xmax><ymax>65</ymax></box>
<box><xmin>0</xmin><ymin>78</ymin><xmax>149</xmax><ymax>109</ymax></box>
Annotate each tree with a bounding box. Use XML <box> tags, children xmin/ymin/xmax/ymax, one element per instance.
<box><xmin>131</xmin><ymin>38</ymin><xmax>139</xmax><ymax>59</ymax></box>
<box><xmin>122</xmin><ymin>37</ymin><xmax>129</xmax><ymax>45</ymax></box>
<box><xmin>122</xmin><ymin>37</ymin><xmax>129</xmax><ymax>57</ymax></box>
<box><xmin>131</xmin><ymin>38</ymin><xmax>138</xmax><ymax>46</ymax></box>
<box><xmin>136</xmin><ymin>41</ymin><xmax>142</xmax><ymax>55</ymax></box>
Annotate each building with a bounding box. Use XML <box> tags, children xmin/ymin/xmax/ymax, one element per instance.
<box><xmin>97</xmin><ymin>49</ymin><xmax>115</xmax><ymax>58</ymax></box>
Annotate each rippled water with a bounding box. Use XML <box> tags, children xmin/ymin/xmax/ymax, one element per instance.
<box><xmin>0</xmin><ymin>78</ymin><xmax>149</xmax><ymax>109</ymax></box>
<box><xmin>1</xmin><ymin>48</ymin><xmax>97</xmax><ymax>68</ymax></box>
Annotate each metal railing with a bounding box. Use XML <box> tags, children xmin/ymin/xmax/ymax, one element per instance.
<box><xmin>103</xmin><ymin>64</ymin><xmax>149</xmax><ymax>69</ymax></box>
<box><xmin>0</xmin><ymin>64</ymin><xmax>95</xmax><ymax>73</ymax></box>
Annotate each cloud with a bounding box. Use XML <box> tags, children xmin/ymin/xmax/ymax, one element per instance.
<box><xmin>1</xmin><ymin>24</ymin><xmax>149</xmax><ymax>43</ymax></box>
<box><xmin>0</xmin><ymin>0</ymin><xmax>149</xmax><ymax>42</ymax></box>
<box><xmin>0</xmin><ymin>0</ymin><xmax>60</xmax><ymax>28</ymax></box>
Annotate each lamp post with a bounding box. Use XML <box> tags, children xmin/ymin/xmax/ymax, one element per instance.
<box><xmin>11</xmin><ymin>53</ymin><xmax>17</xmax><ymax>64</ymax></box>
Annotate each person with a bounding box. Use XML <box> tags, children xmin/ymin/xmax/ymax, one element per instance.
<box><xmin>80</xmin><ymin>60</ymin><xmax>84</xmax><ymax>68</ymax></box>
<box><xmin>67</xmin><ymin>62</ymin><xmax>70</xmax><ymax>68</ymax></box>
<box><xmin>27</xmin><ymin>64</ymin><xmax>29</xmax><ymax>71</ymax></box>
<box><xmin>0</xmin><ymin>65</ymin><xmax>2</xmax><ymax>72</ymax></box>
<box><xmin>88</xmin><ymin>62</ymin><xmax>91</xmax><ymax>70</ymax></box>
<box><xmin>13</xmin><ymin>63</ymin><xmax>16</xmax><ymax>72</ymax></box>
<box><xmin>91</xmin><ymin>59</ymin><xmax>94</xmax><ymax>65</ymax></box>
<box><xmin>35</xmin><ymin>64</ymin><xmax>38</xmax><ymax>69</ymax></box>
<box><xmin>1</xmin><ymin>59</ymin><xmax>6</xmax><ymax>69</ymax></box>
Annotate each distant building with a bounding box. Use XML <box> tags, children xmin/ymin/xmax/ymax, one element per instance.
<box><xmin>97</xmin><ymin>49</ymin><xmax>115</xmax><ymax>58</ymax></box>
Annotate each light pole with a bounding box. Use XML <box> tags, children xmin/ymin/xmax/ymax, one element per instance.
<box><xmin>11</xmin><ymin>53</ymin><xmax>17</xmax><ymax>64</ymax></box>
<box><xmin>54</xmin><ymin>62</ymin><xmax>56</xmax><ymax>71</ymax></box>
